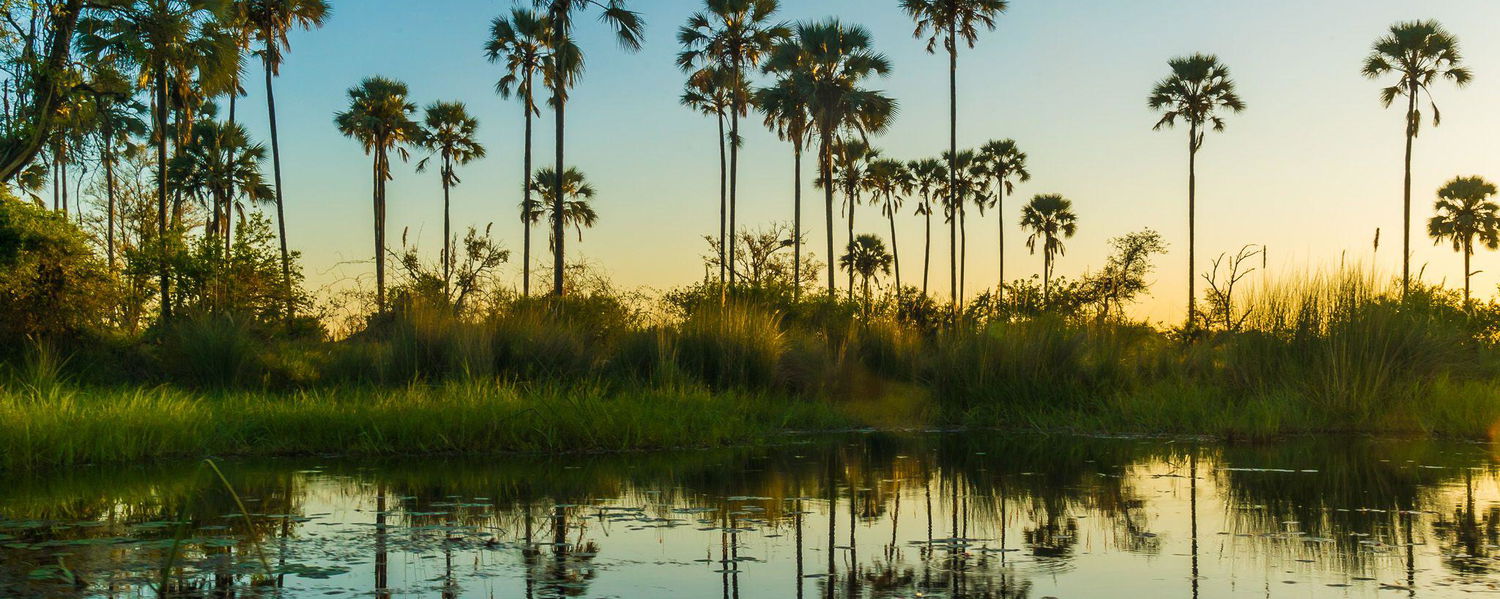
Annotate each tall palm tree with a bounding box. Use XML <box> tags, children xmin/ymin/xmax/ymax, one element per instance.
<box><xmin>486</xmin><ymin>7</ymin><xmax>550</xmax><ymax>297</ymax></box>
<box><xmin>678</xmin><ymin>0</ymin><xmax>788</xmax><ymax>287</ymax></box>
<box><xmin>1363</xmin><ymin>20</ymin><xmax>1472</xmax><ymax>299</ymax></box>
<box><xmin>840</xmin><ymin>233</ymin><xmax>892</xmax><ymax>314</ymax></box>
<box><xmin>416</xmin><ymin>101</ymin><xmax>486</xmax><ymax>303</ymax></box>
<box><xmin>754</xmin><ymin>68</ymin><xmax>813</xmax><ymax>299</ymax></box>
<box><xmin>683</xmin><ymin>66</ymin><xmax>733</xmax><ymax>286</ymax></box>
<box><xmin>535</xmin><ymin>0</ymin><xmax>644</xmax><ymax>297</ymax></box>
<box><xmin>242</xmin><ymin>0</ymin><xmax>331</xmax><ymax>319</ymax></box>
<box><xmin>901</xmin><ymin>0</ymin><xmax>1006</xmax><ymax>303</ymax></box>
<box><xmin>526</xmin><ymin>166</ymin><xmax>599</xmax><ymax>258</ymax></box>
<box><xmin>977</xmin><ymin>138</ymin><xmax>1028</xmax><ymax>296</ymax></box>
<box><xmin>866</xmin><ymin>158</ymin><xmax>910</xmax><ymax>290</ymax></box>
<box><xmin>1020</xmin><ymin>193</ymin><xmax>1077</xmax><ymax>304</ymax></box>
<box><xmin>1148</xmin><ymin>53</ymin><xmax>1245</xmax><ymax>327</ymax></box>
<box><xmin>940</xmin><ymin>148</ymin><xmax>984</xmax><ymax>303</ymax></box>
<box><xmin>764</xmin><ymin>19</ymin><xmax>895</xmax><ymax>298</ymax></box>
<box><xmin>334</xmin><ymin>76</ymin><xmax>421</xmax><ymax>314</ymax></box>
<box><xmin>1429</xmin><ymin>176</ymin><xmax>1500</xmax><ymax>305</ymax></box>
<box><xmin>82</xmin><ymin>64</ymin><xmax>148</xmax><ymax>270</ymax></box>
<box><xmin>829</xmin><ymin>137</ymin><xmax>878</xmax><ymax>298</ymax></box>
<box><xmin>907</xmin><ymin>157</ymin><xmax>944</xmax><ymax>296</ymax></box>
<box><xmin>78</xmin><ymin>0</ymin><xmax>239</xmax><ymax>321</ymax></box>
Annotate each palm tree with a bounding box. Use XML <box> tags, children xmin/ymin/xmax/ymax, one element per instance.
<box><xmin>840</xmin><ymin>233</ymin><xmax>892</xmax><ymax>314</ymax></box>
<box><xmin>1148</xmin><ymin>53</ymin><xmax>1245</xmax><ymax>327</ymax></box>
<box><xmin>1363</xmin><ymin>21</ymin><xmax>1472</xmax><ymax>299</ymax></box>
<box><xmin>82</xmin><ymin>64</ymin><xmax>148</xmax><ymax>270</ymax></box>
<box><xmin>416</xmin><ymin>101</ymin><xmax>486</xmax><ymax>303</ymax></box>
<box><xmin>940</xmin><ymin>148</ymin><xmax>984</xmax><ymax>304</ymax></box>
<box><xmin>170</xmin><ymin>118</ymin><xmax>274</xmax><ymax>261</ymax></box>
<box><xmin>907</xmin><ymin>158</ymin><xmax>944</xmax><ymax>296</ymax></box>
<box><xmin>1429</xmin><ymin>176</ymin><xmax>1500</xmax><ymax>305</ymax></box>
<box><xmin>977</xmin><ymin>139</ymin><xmax>1028</xmax><ymax>297</ymax></box>
<box><xmin>535</xmin><ymin>0</ymin><xmax>644</xmax><ymax>297</ymax></box>
<box><xmin>334</xmin><ymin>76</ymin><xmax>421</xmax><ymax>314</ymax></box>
<box><xmin>901</xmin><ymin>0</ymin><xmax>1007</xmax><ymax>303</ymax></box>
<box><xmin>683</xmin><ymin>66</ymin><xmax>733</xmax><ymax>286</ymax></box>
<box><xmin>1020</xmin><ymin>193</ymin><xmax>1077</xmax><ymax>304</ymax></box>
<box><xmin>754</xmin><ymin>68</ymin><xmax>813</xmax><ymax>299</ymax></box>
<box><xmin>678</xmin><ymin>0</ymin><xmax>788</xmax><ymax>287</ymax></box>
<box><xmin>486</xmin><ymin>7</ymin><xmax>550</xmax><ymax>297</ymax></box>
<box><xmin>241</xmin><ymin>0</ymin><xmax>331</xmax><ymax>318</ymax></box>
<box><xmin>78</xmin><ymin>0</ymin><xmax>239</xmax><ymax>321</ymax></box>
<box><xmin>866</xmin><ymin>158</ymin><xmax>910</xmax><ymax>290</ymax></box>
<box><xmin>829</xmin><ymin>138</ymin><xmax>878</xmax><ymax>298</ymax></box>
<box><xmin>764</xmin><ymin>19</ymin><xmax>895</xmax><ymax>298</ymax></box>
<box><xmin>526</xmin><ymin>166</ymin><xmax>599</xmax><ymax>259</ymax></box>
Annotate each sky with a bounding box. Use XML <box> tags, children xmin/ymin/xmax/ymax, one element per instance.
<box><xmin>225</xmin><ymin>0</ymin><xmax>1500</xmax><ymax>322</ymax></box>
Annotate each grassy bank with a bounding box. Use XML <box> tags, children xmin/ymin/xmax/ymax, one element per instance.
<box><xmin>7</xmin><ymin>272</ymin><xmax>1500</xmax><ymax>472</ymax></box>
<box><xmin>0</xmin><ymin>382</ymin><xmax>848</xmax><ymax>472</ymax></box>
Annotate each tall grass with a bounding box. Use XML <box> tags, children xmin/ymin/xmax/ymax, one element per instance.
<box><xmin>7</xmin><ymin>267</ymin><xmax>1500</xmax><ymax>472</ymax></box>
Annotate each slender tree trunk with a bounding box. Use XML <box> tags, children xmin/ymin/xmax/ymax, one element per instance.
<box><xmin>823</xmin><ymin>138</ymin><xmax>836</xmax><ymax>298</ymax></box>
<box><xmin>846</xmin><ymin>185</ymin><xmax>855</xmax><ymax>301</ymax></box>
<box><xmin>887</xmin><ymin>193</ymin><xmax>901</xmax><ymax>290</ymax></box>
<box><xmin>922</xmin><ymin>195</ymin><xmax>931</xmax><ymax>296</ymax></box>
<box><xmin>996</xmin><ymin>180</ymin><xmax>1005</xmax><ymax>300</ymax></box>
<box><xmin>793</xmin><ymin>144</ymin><xmax>802</xmax><ymax>300</ymax></box>
<box><xmin>948</xmin><ymin>23</ymin><xmax>958</xmax><ymax>309</ymax></box>
<box><xmin>442</xmin><ymin>156</ymin><xmax>452</xmax><ymax>303</ymax></box>
<box><xmin>156</xmin><ymin>68</ymin><xmax>171</xmax><ymax>320</ymax></box>
<box><xmin>729</xmin><ymin>67</ymin><xmax>741</xmax><ymax>286</ymax></box>
<box><xmin>949</xmin><ymin>199</ymin><xmax>957</xmax><ymax>307</ymax></box>
<box><xmin>522</xmin><ymin>84</ymin><xmax>534</xmax><ymax>297</ymax></box>
<box><xmin>1464</xmin><ymin>241</ymin><xmax>1472</xmax><ymax>305</ymax></box>
<box><xmin>717</xmin><ymin>110</ymin><xmax>727</xmax><ymax>284</ymax></box>
<box><xmin>103</xmin><ymin>118</ymin><xmax>117</xmax><ymax>270</ymax></box>
<box><xmin>59</xmin><ymin>143</ymin><xmax>67</xmax><ymax>215</ymax></box>
<box><xmin>374</xmin><ymin>147</ymin><xmax>386</xmax><ymax>313</ymax></box>
<box><xmin>1401</xmin><ymin>86</ymin><xmax>1417</xmax><ymax>299</ymax></box>
<box><xmin>264</xmin><ymin>51</ymin><xmax>295</xmax><ymax>320</ymax></box>
<box><xmin>1187</xmin><ymin>127</ymin><xmax>1197</xmax><ymax>328</ymax></box>
<box><xmin>1043</xmin><ymin>249</ymin><xmax>1051</xmax><ymax>307</ymax></box>
<box><xmin>552</xmin><ymin>89</ymin><xmax>566</xmax><ymax>297</ymax></box>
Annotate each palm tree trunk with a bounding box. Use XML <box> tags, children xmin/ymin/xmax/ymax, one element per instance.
<box><xmin>59</xmin><ymin>142</ymin><xmax>67</xmax><ymax>215</ymax></box>
<box><xmin>887</xmin><ymin>193</ymin><xmax>901</xmax><ymax>290</ymax></box>
<box><xmin>522</xmin><ymin>85</ymin><xmax>534</xmax><ymax>297</ymax></box>
<box><xmin>374</xmin><ymin>147</ymin><xmax>386</xmax><ymax>313</ymax></box>
<box><xmin>264</xmin><ymin>51</ymin><xmax>295</xmax><ymax>320</ymax></box>
<box><xmin>947</xmin><ymin>22</ymin><xmax>958</xmax><ymax>309</ymax></box>
<box><xmin>793</xmin><ymin>144</ymin><xmax>802</xmax><ymax>300</ymax></box>
<box><xmin>1043</xmin><ymin>249</ymin><xmax>1051</xmax><ymax>307</ymax></box>
<box><xmin>552</xmin><ymin>92</ymin><xmax>566</xmax><ymax>297</ymax></box>
<box><xmin>1464</xmin><ymin>240</ymin><xmax>1472</xmax><ymax>305</ymax></box>
<box><xmin>846</xmin><ymin>186</ymin><xmax>855</xmax><ymax>301</ymax></box>
<box><xmin>155</xmin><ymin>67</ymin><xmax>171</xmax><ymax>320</ymax></box>
<box><xmin>1402</xmin><ymin>86</ymin><xmax>1417</xmax><ymax>299</ymax></box>
<box><xmin>922</xmin><ymin>195</ymin><xmax>931</xmax><ymax>296</ymax></box>
<box><xmin>442</xmin><ymin>156</ymin><xmax>452</xmax><ymax>303</ymax></box>
<box><xmin>996</xmin><ymin>181</ymin><xmax>1005</xmax><ymax>301</ymax></box>
<box><xmin>717</xmin><ymin>110</ymin><xmax>727</xmax><ymax>285</ymax></box>
<box><xmin>1187</xmin><ymin>127</ymin><xmax>1197</xmax><ymax>328</ymax></box>
<box><xmin>823</xmin><ymin>138</ymin><xmax>836</xmax><ymax>298</ymax></box>
<box><xmin>729</xmin><ymin>81</ymin><xmax>741</xmax><ymax>286</ymax></box>
<box><xmin>103</xmin><ymin>116</ymin><xmax>117</xmax><ymax>270</ymax></box>
<box><xmin>949</xmin><ymin>200</ymin><xmax>957</xmax><ymax>307</ymax></box>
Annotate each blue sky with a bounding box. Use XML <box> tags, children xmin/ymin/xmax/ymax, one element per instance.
<box><xmin>230</xmin><ymin>0</ymin><xmax>1500</xmax><ymax>321</ymax></box>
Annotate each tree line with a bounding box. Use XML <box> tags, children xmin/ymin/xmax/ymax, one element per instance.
<box><xmin>0</xmin><ymin>1</ymin><xmax>1493</xmax><ymax>333</ymax></box>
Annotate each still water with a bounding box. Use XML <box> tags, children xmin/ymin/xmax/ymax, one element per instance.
<box><xmin>4</xmin><ymin>433</ymin><xmax>1500</xmax><ymax>598</ymax></box>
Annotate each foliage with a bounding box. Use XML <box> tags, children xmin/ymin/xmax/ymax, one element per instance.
<box><xmin>0</xmin><ymin>196</ymin><xmax>116</xmax><ymax>345</ymax></box>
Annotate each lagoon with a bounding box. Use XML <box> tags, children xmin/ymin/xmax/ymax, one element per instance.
<box><xmin>2</xmin><ymin>433</ymin><xmax>1497</xmax><ymax>598</ymax></box>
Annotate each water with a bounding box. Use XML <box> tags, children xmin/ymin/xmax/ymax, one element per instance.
<box><xmin>4</xmin><ymin>433</ymin><xmax>1500</xmax><ymax>598</ymax></box>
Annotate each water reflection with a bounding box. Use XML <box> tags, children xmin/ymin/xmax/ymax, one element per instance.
<box><xmin>2</xmin><ymin>434</ymin><xmax>1500</xmax><ymax>597</ymax></box>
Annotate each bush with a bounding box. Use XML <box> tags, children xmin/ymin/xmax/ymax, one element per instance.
<box><xmin>0</xmin><ymin>198</ymin><xmax>116</xmax><ymax>348</ymax></box>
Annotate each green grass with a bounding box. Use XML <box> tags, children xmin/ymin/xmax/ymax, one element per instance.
<box><xmin>0</xmin><ymin>382</ymin><xmax>847</xmax><ymax>472</ymax></box>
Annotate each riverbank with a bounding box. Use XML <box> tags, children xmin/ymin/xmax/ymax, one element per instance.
<box><xmin>5</xmin><ymin>375</ymin><xmax>1498</xmax><ymax>472</ymax></box>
